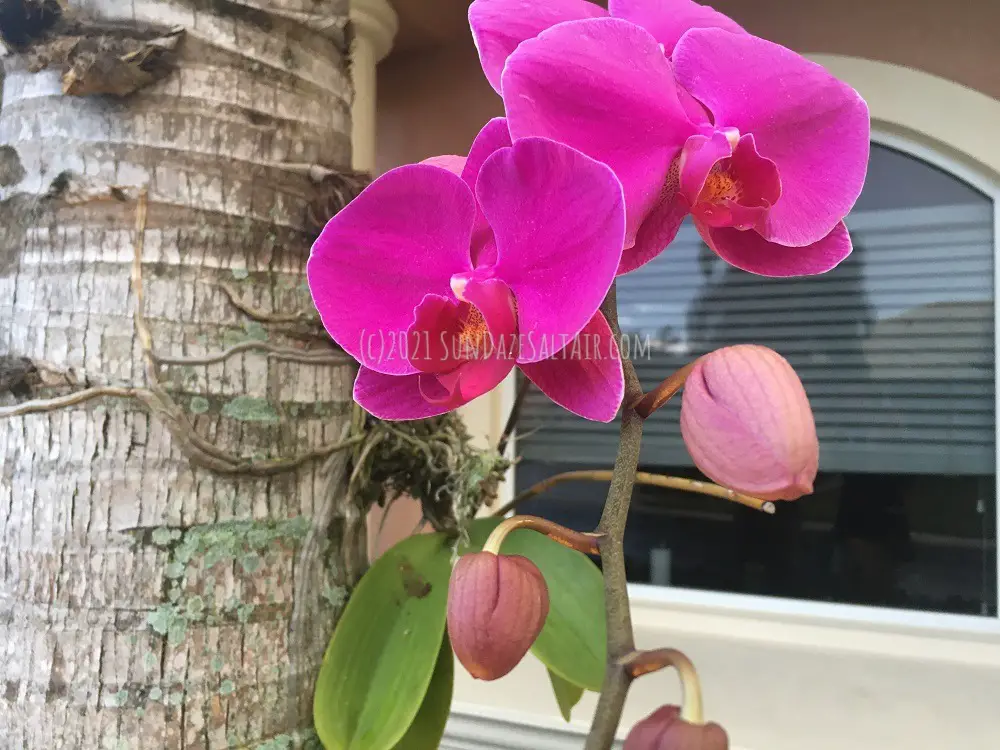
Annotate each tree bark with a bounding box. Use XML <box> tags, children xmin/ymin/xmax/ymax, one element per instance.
<box><xmin>0</xmin><ymin>1</ymin><xmax>361</xmax><ymax>747</ymax></box>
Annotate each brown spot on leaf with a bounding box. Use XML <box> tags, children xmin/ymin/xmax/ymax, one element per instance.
<box><xmin>399</xmin><ymin>560</ymin><xmax>432</xmax><ymax>599</ymax></box>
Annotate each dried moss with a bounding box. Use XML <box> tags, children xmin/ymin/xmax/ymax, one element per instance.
<box><xmin>356</xmin><ymin>412</ymin><xmax>511</xmax><ymax>538</ymax></box>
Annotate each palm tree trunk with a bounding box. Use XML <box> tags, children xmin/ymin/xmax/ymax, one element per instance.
<box><xmin>0</xmin><ymin>1</ymin><xmax>363</xmax><ymax>747</ymax></box>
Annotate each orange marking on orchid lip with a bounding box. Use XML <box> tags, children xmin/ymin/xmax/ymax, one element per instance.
<box><xmin>699</xmin><ymin>166</ymin><xmax>742</xmax><ymax>204</ymax></box>
<box><xmin>663</xmin><ymin>158</ymin><xmax>681</xmax><ymax>197</ymax></box>
<box><xmin>458</xmin><ymin>306</ymin><xmax>489</xmax><ymax>356</ymax></box>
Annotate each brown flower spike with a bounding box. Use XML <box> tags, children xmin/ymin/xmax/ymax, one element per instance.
<box><xmin>446</xmin><ymin>551</ymin><xmax>549</xmax><ymax>680</ymax></box>
<box><xmin>624</xmin><ymin>706</ymin><xmax>729</xmax><ymax>750</ymax></box>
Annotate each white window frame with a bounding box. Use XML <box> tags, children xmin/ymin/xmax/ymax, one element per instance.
<box><xmin>497</xmin><ymin>126</ymin><xmax>1000</xmax><ymax>638</ymax></box>
<box><xmin>628</xmin><ymin>126</ymin><xmax>1000</xmax><ymax>635</ymax></box>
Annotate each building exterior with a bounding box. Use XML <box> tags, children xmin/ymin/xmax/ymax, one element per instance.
<box><xmin>354</xmin><ymin>1</ymin><xmax>1000</xmax><ymax>747</ymax></box>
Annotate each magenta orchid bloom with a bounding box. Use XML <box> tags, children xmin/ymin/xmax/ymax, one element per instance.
<box><xmin>472</xmin><ymin>0</ymin><xmax>870</xmax><ymax>276</ymax></box>
<box><xmin>307</xmin><ymin>119</ymin><xmax>627</xmax><ymax>422</ymax></box>
<box><xmin>469</xmin><ymin>0</ymin><xmax>744</xmax><ymax>94</ymax></box>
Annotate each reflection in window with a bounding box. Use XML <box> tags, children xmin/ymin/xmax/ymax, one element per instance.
<box><xmin>515</xmin><ymin>143</ymin><xmax>998</xmax><ymax>617</ymax></box>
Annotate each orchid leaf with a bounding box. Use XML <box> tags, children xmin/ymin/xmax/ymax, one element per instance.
<box><xmin>392</xmin><ymin>634</ymin><xmax>454</xmax><ymax>749</ymax></box>
<box><xmin>314</xmin><ymin>532</ymin><xmax>453</xmax><ymax>750</ymax></box>
<box><xmin>547</xmin><ymin>666</ymin><xmax>585</xmax><ymax>722</ymax></box>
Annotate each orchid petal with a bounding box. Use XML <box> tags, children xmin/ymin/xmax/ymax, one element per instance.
<box><xmin>674</xmin><ymin>28</ymin><xmax>870</xmax><ymax>245</ymax></box>
<box><xmin>469</xmin><ymin>0</ymin><xmax>606</xmax><ymax>93</ymax></box>
<box><xmin>679</xmin><ymin>131</ymin><xmax>733</xmax><ymax>205</ymax></box>
<box><xmin>462</xmin><ymin>118</ymin><xmax>512</xmax><ymax>266</ymax></box>
<box><xmin>610</xmin><ymin>0</ymin><xmax>745</xmax><ymax>54</ymax></box>
<box><xmin>353</xmin><ymin>367</ymin><xmax>454</xmax><ymax>420</ymax></box>
<box><xmin>503</xmin><ymin>18</ymin><xmax>696</xmax><ymax>258</ymax></box>
<box><xmin>454</xmin><ymin>277</ymin><xmax>519</xmax><ymax>355</ymax></box>
<box><xmin>417</xmin><ymin>277</ymin><xmax>518</xmax><ymax>406</ymax></box>
<box><xmin>475</xmin><ymin>137</ymin><xmax>625</xmax><ymax>362</ymax></box>
<box><xmin>684</xmin><ymin>133</ymin><xmax>781</xmax><ymax>229</ymax></box>
<box><xmin>406</xmin><ymin>294</ymin><xmax>468</xmax><ymax>374</ymax></box>
<box><xmin>702</xmin><ymin>220</ymin><xmax>852</xmax><ymax>277</ymax></box>
<box><xmin>519</xmin><ymin>312</ymin><xmax>624</xmax><ymax>422</ymax></box>
<box><xmin>421</xmin><ymin>155</ymin><xmax>466</xmax><ymax>175</ymax></box>
<box><xmin>419</xmin><ymin>351</ymin><xmax>515</xmax><ymax>408</ymax></box>
<box><xmin>462</xmin><ymin>118</ymin><xmax>514</xmax><ymax>189</ymax></box>
<box><xmin>307</xmin><ymin>164</ymin><xmax>475</xmax><ymax>374</ymax></box>
<box><xmin>623</xmin><ymin>185</ymin><xmax>688</xmax><ymax>274</ymax></box>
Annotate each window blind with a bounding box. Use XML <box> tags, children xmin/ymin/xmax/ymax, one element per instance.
<box><xmin>519</xmin><ymin>190</ymin><xmax>995</xmax><ymax>477</ymax></box>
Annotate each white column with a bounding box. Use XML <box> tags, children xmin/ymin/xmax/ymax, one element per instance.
<box><xmin>350</xmin><ymin>0</ymin><xmax>398</xmax><ymax>173</ymax></box>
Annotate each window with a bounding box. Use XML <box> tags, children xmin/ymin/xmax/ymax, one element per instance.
<box><xmin>514</xmin><ymin>139</ymin><xmax>999</xmax><ymax>618</ymax></box>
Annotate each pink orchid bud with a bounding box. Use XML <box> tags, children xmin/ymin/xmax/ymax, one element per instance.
<box><xmin>625</xmin><ymin>706</ymin><xmax>729</xmax><ymax>750</ymax></box>
<box><xmin>446</xmin><ymin>552</ymin><xmax>549</xmax><ymax>680</ymax></box>
<box><xmin>680</xmin><ymin>345</ymin><xmax>818</xmax><ymax>501</ymax></box>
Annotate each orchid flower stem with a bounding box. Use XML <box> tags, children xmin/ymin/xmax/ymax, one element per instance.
<box><xmin>494</xmin><ymin>470</ymin><xmax>775</xmax><ymax>517</ymax></box>
<box><xmin>482</xmin><ymin>515</ymin><xmax>602</xmax><ymax>556</ymax></box>
<box><xmin>632</xmin><ymin>361</ymin><xmax>697</xmax><ymax>419</ymax></box>
<box><xmin>584</xmin><ymin>284</ymin><xmax>646</xmax><ymax>750</ymax></box>
<box><xmin>496</xmin><ymin>376</ymin><xmax>531</xmax><ymax>458</ymax></box>
<box><xmin>621</xmin><ymin>648</ymin><xmax>705</xmax><ymax>725</ymax></box>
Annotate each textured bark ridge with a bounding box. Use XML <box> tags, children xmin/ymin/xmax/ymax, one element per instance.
<box><xmin>0</xmin><ymin>1</ymin><xmax>362</xmax><ymax>747</ymax></box>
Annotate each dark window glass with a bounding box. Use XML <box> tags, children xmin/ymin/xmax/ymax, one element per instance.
<box><xmin>515</xmin><ymin>143</ymin><xmax>998</xmax><ymax>617</ymax></box>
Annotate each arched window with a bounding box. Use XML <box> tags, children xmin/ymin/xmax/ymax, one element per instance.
<box><xmin>514</xmin><ymin>134</ymin><xmax>999</xmax><ymax>618</ymax></box>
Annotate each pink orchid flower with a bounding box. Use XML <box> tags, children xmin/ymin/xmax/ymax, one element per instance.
<box><xmin>471</xmin><ymin>0</ymin><xmax>870</xmax><ymax>276</ymax></box>
<box><xmin>307</xmin><ymin>119</ymin><xmax>627</xmax><ymax>422</ymax></box>
<box><xmin>469</xmin><ymin>0</ymin><xmax>744</xmax><ymax>94</ymax></box>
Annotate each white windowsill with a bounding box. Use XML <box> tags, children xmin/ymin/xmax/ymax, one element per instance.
<box><xmin>443</xmin><ymin>702</ymin><xmax>755</xmax><ymax>750</ymax></box>
<box><xmin>629</xmin><ymin>584</ymin><xmax>1000</xmax><ymax>667</ymax></box>
<box><xmin>448</xmin><ymin>590</ymin><xmax>1000</xmax><ymax>749</ymax></box>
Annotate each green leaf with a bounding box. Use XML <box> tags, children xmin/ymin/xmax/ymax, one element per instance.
<box><xmin>466</xmin><ymin>519</ymin><xmax>607</xmax><ymax>691</ymax></box>
<box><xmin>314</xmin><ymin>533</ymin><xmax>453</xmax><ymax>750</ymax></box>
<box><xmin>547</xmin><ymin>667</ymin><xmax>584</xmax><ymax>722</ymax></box>
<box><xmin>392</xmin><ymin>634</ymin><xmax>454</xmax><ymax>750</ymax></box>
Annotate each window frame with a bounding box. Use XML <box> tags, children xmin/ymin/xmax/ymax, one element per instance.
<box><xmin>500</xmin><ymin>126</ymin><xmax>1000</xmax><ymax>637</ymax></box>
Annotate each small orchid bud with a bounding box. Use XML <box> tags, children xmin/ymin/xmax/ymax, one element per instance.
<box><xmin>625</xmin><ymin>706</ymin><xmax>729</xmax><ymax>750</ymax></box>
<box><xmin>446</xmin><ymin>551</ymin><xmax>549</xmax><ymax>680</ymax></box>
<box><xmin>680</xmin><ymin>345</ymin><xmax>818</xmax><ymax>501</ymax></box>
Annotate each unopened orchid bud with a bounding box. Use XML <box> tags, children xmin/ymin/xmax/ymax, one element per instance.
<box><xmin>625</xmin><ymin>706</ymin><xmax>729</xmax><ymax>750</ymax></box>
<box><xmin>680</xmin><ymin>345</ymin><xmax>818</xmax><ymax>501</ymax></box>
<box><xmin>446</xmin><ymin>551</ymin><xmax>549</xmax><ymax>680</ymax></box>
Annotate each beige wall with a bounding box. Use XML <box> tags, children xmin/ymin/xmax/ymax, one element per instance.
<box><xmin>376</xmin><ymin>42</ymin><xmax>501</xmax><ymax>172</ymax></box>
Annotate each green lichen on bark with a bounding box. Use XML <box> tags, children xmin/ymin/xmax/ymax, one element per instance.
<box><xmin>145</xmin><ymin>517</ymin><xmax>313</xmax><ymax>644</ymax></box>
<box><xmin>221</xmin><ymin>396</ymin><xmax>281</xmax><ymax>423</ymax></box>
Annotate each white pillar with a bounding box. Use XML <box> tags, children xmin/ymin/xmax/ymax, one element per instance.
<box><xmin>350</xmin><ymin>0</ymin><xmax>398</xmax><ymax>173</ymax></box>
<box><xmin>347</xmin><ymin>1</ymin><xmax>514</xmax><ymax>512</ymax></box>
